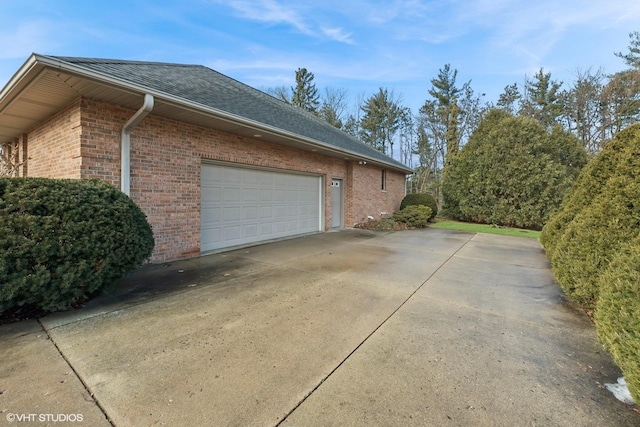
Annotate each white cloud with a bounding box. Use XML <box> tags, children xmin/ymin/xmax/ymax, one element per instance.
<box><xmin>321</xmin><ymin>27</ymin><xmax>354</xmax><ymax>44</ymax></box>
<box><xmin>215</xmin><ymin>0</ymin><xmax>313</xmax><ymax>35</ymax></box>
<box><xmin>210</xmin><ymin>0</ymin><xmax>360</xmax><ymax>44</ymax></box>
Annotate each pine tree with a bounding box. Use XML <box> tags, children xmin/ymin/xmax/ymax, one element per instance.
<box><xmin>291</xmin><ymin>68</ymin><xmax>320</xmax><ymax>113</ymax></box>
<box><xmin>615</xmin><ymin>31</ymin><xmax>640</xmax><ymax>69</ymax></box>
<box><xmin>519</xmin><ymin>68</ymin><xmax>563</xmax><ymax>129</ymax></box>
<box><xmin>359</xmin><ymin>88</ymin><xmax>402</xmax><ymax>155</ymax></box>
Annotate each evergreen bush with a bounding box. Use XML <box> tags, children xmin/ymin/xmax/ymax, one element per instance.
<box><xmin>549</xmin><ymin>175</ymin><xmax>640</xmax><ymax>307</ymax></box>
<box><xmin>540</xmin><ymin>124</ymin><xmax>640</xmax><ymax>257</ymax></box>
<box><xmin>595</xmin><ymin>238</ymin><xmax>640</xmax><ymax>403</ymax></box>
<box><xmin>393</xmin><ymin>205</ymin><xmax>432</xmax><ymax>228</ymax></box>
<box><xmin>442</xmin><ymin>110</ymin><xmax>587</xmax><ymax>230</ymax></box>
<box><xmin>540</xmin><ymin>124</ymin><xmax>640</xmax><ymax>403</ymax></box>
<box><xmin>399</xmin><ymin>193</ymin><xmax>438</xmax><ymax>220</ymax></box>
<box><xmin>0</xmin><ymin>178</ymin><xmax>154</xmax><ymax>315</ymax></box>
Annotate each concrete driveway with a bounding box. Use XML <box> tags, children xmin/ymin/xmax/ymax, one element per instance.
<box><xmin>1</xmin><ymin>229</ymin><xmax>638</xmax><ymax>426</ymax></box>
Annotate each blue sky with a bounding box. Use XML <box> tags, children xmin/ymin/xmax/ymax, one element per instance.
<box><xmin>1</xmin><ymin>0</ymin><xmax>639</xmax><ymax>114</ymax></box>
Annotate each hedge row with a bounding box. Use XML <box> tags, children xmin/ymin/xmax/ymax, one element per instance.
<box><xmin>595</xmin><ymin>237</ymin><xmax>640</xmax><ymax>403</ymax></box>
<box><xmin>540</xmin><ymin>123</ymin><xmax>640</xmax><ymax>402</ymax></box>
<box><xmin>0</xmin><ymin>178</ymin><xmax>154</xmax><ymax>316</ymax></box>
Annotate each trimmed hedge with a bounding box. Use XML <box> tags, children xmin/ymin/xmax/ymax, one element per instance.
<box><xmin>540</xmin><ymin>124</ymin><xmax>640</xmax><ymax>257</ymax></box>
<box><xmin>442</xmin><ymin>110</ymin><xmax>586</xmax><ymax>230</ymax></box>
<box><xmin>393</xmin><ymin>205</ymin><xmax>432</xmax><ymax>228</ymax></box>
<box><xmin>595</xmin><ymin>238</ymin><xmax>640</xmax><ymax>403</ymax></box>
<box><xmin>540</xmin><ymin>123</ymin><xmax>640</xmax><ymax>404</ymax></box>
<box><xmin>399</xmin><ymin>193</ymin><xmax>438</xmax><ymax>220</ymax></box>
<box><xmin>550</xmin><ymin>175</ymin><xmax>640</xmax><ymax>307</ymax></box>
<box><xmin>0</xmin><ymin>178</ymin><xmax>154</xmax><ymax>315</ymax></box>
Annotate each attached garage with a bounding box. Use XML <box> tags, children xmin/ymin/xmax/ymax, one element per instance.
<box><xmin>201</xmin><ymin>163</ymin><xmax>322</xmax><ymax>252</ymax></box>
<box><xmin>0</xmin><ymin>54</ymin><xmax>413</xmax><ymax>262</ymax></box>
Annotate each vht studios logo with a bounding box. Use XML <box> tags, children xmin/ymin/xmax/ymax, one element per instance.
<box><xmin>6</xmin><ymin>413</ymin><xmax>84</xmax><ymax>423</ymax></box>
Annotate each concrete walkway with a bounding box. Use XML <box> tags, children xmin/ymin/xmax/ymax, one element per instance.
<box><xmin>1</xmin><ymin>229</ymin><xmax>637</xmax><ymax>426</ymax></box>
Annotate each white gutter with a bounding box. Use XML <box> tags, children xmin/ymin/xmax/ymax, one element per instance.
<box><xmin>121</xmin><ymin>94</ymin><xmax>154</xmax><ymax>195</ymax></box>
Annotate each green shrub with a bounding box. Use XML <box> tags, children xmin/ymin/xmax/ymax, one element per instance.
<box><xmin>595</xmin><ymin>239</ymin><xmax>640</xmax><ymax>403</ymax></box>
<box><xmin>540</xmin><ymin>124</ymin><xmax>640</xmax><ymax>257</ymax></box>
<box><xmin>541</xmin><ymin>124</ymin><xmax>640</xmax><ymax>307</ymax></box>
<box><xmin>393</xmin><ymin>205</ymin><xmax>432</xmax><ymax>228</ymax></box>
<box><xmin>0</xmin><ymin>178</ymin><xmax>154</xmax><ymax>315</ymax></box>
<box><xmin>443</xmin><ymin>110</ymin><xmax>587</xmax><ymax>230</ymax></box>
<box><xmin>399</xmin><ymin>193</ymin><xmax>438</xmax><ymax>220</ymax></box>
<box><xmin>549</xmin><ymin>175</ymin><xmax>640</xmax><ymax>307</ymax></box>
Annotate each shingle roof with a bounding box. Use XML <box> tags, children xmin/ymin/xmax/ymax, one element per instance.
<box><xmin>48</xmin><ymin>56</ymin><xmax>411</xmax><ymax>172</ymax></box>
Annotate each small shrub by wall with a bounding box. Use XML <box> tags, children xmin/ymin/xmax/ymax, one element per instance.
<box><xmin>0</xmin><ymin>178</ymin><xmax>154</xmax><ymax>315</ymax></box>
<box><xmin>393</xmin><ymin>205</ymin><xmax>432</xmax><ymax>228</ymax></box>
<box><xmin>399</xmin><ymin>193</ymin><xmax>438</xmax><ymax>220</ymax></box>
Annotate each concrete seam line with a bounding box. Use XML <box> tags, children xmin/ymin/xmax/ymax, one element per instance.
<box><xmin>275</xmin><ymin>232</ymin><xmax>477</xmax><ymax>426</ymax></box>
<box><xmin>37</xmin><ymin>319</ymin><xmax>116</xmax><ymax>427</ymax></box>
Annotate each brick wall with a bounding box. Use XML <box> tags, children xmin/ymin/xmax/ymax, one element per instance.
<box><xmin>26</xmin><ymin>97</ymin><xmax>408</xmax><ymax>263</ymax></box>
<box><xmin>348</xmin><ymin>163</ymin><xmax>405</xmax><ymax>225</ymax></box>
<box><xmin>24</xmin><ymin>99</ymin><xmax>83</xmax><ymax>178</ymax></box>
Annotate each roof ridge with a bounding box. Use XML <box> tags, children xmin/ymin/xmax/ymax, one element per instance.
<box><xmin>46</xmin><ymin>55</ymin><xmax>203</xmax><ymax>68</ymax></box>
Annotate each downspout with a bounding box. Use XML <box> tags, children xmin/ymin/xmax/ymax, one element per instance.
<box><xmin>121</xmin><ymin>94</ymin><xmax>154</xmax><ymax>195</ymax></box>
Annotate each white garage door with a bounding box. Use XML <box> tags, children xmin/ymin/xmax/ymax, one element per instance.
<box><xmin>201</xmin><ymin>163</ymin><xmax>322</xmax><ymax>252</ymax></box>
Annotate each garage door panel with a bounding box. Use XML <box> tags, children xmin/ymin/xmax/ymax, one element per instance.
<box><xmin>273</xmin><ymin>220</ymin><xmax>287</xmax><ymax>233</ymax></box>
<box><xmin>201</xmin><ymin>164</ymin><xmax>321</xmax><ymax>252</ymax></box>
<box><xmin>224</xmin><ymin>187</ymin><xmax>241</xmax><ymax>202</ymax></box>
<box><xmin>260</xmin><ymin>190</ymin><xmax>273</xmax><ymax>201</ymax></box>
<box><xmin>202</xmin><ymin>227</ymin><xmax>222</xmax><ymax>246</ymax></box>
<box><xmin>242</xmin><ymin>188</ymin><xmax>259</xmax><ymax>202</ymax></box>
<box><xmin>243</xmin><ymin>206</ymin><xmax>258</xmax><ymax>220</ymax></box>
<box><xmin>259</xmin><ymin>206</ymin><xmax>272</xmax><ymax>218</ymax></box>
<box><xmin>202</xmin><ymin>205</ymin><xmax>223</xmax><ymax>222</ymax></box>
<box><xmin>243</xmin><ymin>224</ymin><xmax>258</xmax><ymax>238</ymax></box>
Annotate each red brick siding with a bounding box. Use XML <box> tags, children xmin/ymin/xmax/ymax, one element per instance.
<box><xmin>348</xmin><ymin>164</ymin><xmax>405</xmax><ymax>225</ymax></box>
<box><xmin>25</xmin><ymin>99</ymin><xmax>83</xmax><ymax>179</ymax></box>
<box><xmin>25</xmin><ymin>97</ymin><xmax>408</xmax><ymax>263</ymax></box>
<box><xmin>79</xmin><ymin>98</ymin><xmax>124</xmax><ymax>184</ymax></box>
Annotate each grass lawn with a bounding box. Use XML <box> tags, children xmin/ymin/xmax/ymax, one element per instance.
<box><xmin>430</xmin><ymin>219</ymin><xmax>541</xmax><ymax>239</ymax></box>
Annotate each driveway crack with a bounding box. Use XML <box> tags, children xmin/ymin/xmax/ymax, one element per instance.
<box><xmin>275</xmin><ymin>232</ymin><xmax>476</xmax><ymax>426</ymax></box>
<box><xmin>38</xmin><ymin>319</ymin><xmax>115</xmax><ymax>427</ymax></box>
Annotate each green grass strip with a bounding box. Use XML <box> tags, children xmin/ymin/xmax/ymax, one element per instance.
<box><xmin>430</xmin><ymin>220</ymin><xmax>541</xmax><ymax>239</ymax></box>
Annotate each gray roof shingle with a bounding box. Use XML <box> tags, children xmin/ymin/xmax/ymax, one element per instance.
<box><xmin>49</xmin><ymin>56</ymin><xmax>411</xmax><ymax>172</ymax></box>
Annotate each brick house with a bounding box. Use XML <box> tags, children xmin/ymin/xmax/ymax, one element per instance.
<box><xmin>0</xmin><ymin>54</ymin><xmax>412</xmax><ymax>263</ymax></box>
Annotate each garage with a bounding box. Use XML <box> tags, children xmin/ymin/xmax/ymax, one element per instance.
<box><xmin>201</xmin><ymin>163</ymin><xmax>322</xmax><ymax>252</ymax></box>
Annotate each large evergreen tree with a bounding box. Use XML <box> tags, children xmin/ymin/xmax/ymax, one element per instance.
<box><xmin>359</xmin><ymin>88</ymin><xmax>402</xmax><ymax>155</ymax></box>
<box><xmin>442</xmin><ymin>109</ymin><xmax>587</xmax><ymax>229</ymax></box>
<box><xmin>519</xmin><ymin>68</ymin><xmax>564</xmax><ymax>129</ymax></box>
<box><xmin>291</xmin><ymin>67</ymin><xmax>320</xmax><ymax>113</ymax></box>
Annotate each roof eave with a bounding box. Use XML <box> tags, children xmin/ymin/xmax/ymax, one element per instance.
<box><xmin>1</xmin><ymin>54</ymin><xmax>413</xmax><ymax>174</ymax></box>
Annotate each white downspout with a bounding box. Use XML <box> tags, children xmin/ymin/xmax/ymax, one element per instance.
<box><xmin>121</xmin><ymin>94</ymin><xmax>154</xmax><ymax>195</ymax></box>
